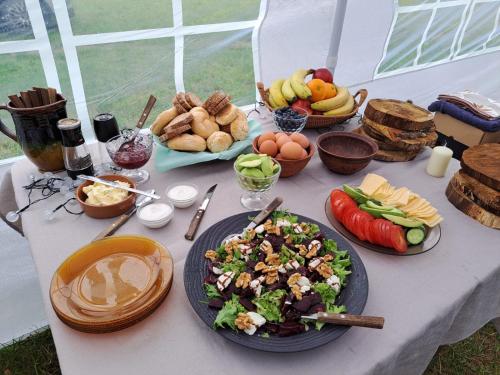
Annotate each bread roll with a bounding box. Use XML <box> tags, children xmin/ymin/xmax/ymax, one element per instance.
<box><xmin>167</xmin><ymin>133</ymin><xmax>206</xmax><ymax>152</ymax></box>
<box><xmin>207</xmin><ymin>131</ymin><xmax>233</xmax><ymax>153</ymax></box>
<box><xmin>230</xmin><ymin>110</ymin><xmax>249</xmax><ymax>141</ymax></box>
<box><xmin>190</xmin><ymin>107</ymin><xmax>219</xmax><ymax>139</ymax></box>
<box><xmin>150</xmin><ymin>107</ymin><xmax>178</xmax><ymax>135</ymax></box>
<box><xmin>215</xmin><ymin>103</ymin><xmax>238</xmax><ymax>125</ymax></box>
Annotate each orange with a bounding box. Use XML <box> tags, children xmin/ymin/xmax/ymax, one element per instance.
<box><xmin>323</xmin><ymin>83</ymin><xmax>337</xmax><ymax>99</ymax></box>
<box><xmin>306</xmin><ymin>79</ymin><xmax>327</xmax><ymax>102</ymax></box>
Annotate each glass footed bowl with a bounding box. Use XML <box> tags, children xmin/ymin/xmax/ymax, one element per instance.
<box><xmin>234</xmin><ymin>158</ymin><xmax>281</xmax><ymax>210</ymax></box>
<box><xmin>106</xmin><ymin>132</ymin><xmax>153</xmax><ymax>184</ymax></box>
<box><xmin>272</xmin><ymin>107</ymin><xmax>308</xmax><ymax>133</ymax></box>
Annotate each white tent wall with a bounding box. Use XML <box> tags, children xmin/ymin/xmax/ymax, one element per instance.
<box><xmin>336</xmin><ymin>0</ymin><xmax>500</xmax><ymax>109</ymax></box>
<box><xmin>258</xmin><ymin>0</ymin><xmax>337</xmax><ymax>86</ymax></box>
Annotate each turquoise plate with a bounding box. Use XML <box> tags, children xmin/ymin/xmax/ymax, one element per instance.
<box><xmin>154</xmin><ymin>119</ymin><xmax>262</xmax><ymax>172</ymax></box>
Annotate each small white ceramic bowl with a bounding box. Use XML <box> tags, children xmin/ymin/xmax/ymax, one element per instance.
<box><xmin>165</xmin><ymin>183</ymin><xmax>199</xmax><ymax>208</ymax></box>
<box><xmin>137</xmin><ymin>201</ymin><xmax>175</xmax><ymax>229</ymax></box>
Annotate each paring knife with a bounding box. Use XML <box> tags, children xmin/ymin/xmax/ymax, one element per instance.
<box><xmin>223</xmin><ymin>197</ymin><xmax>283</xmax><ymax>243</ymax></box>
<box><xmin>93</xmin><ymin>190</ymin><xmax>155</xmax><ymax>241</ymax></box>
<box><xmin>77</xmin><ymin>175</ymin><xmax>160</xmax><ymax>200</ymax></box>
<box><xmin>301</xmin><ymin>312</ymin><xmax>385</xmax><ymax>329</ymax></box>
<box><xmin>185</xmin><ymin>184</ymin><xmax>217</xmax><ymax>241</ymax></box>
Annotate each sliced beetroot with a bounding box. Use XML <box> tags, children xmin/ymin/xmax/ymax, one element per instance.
<box><xmin>246</xmin><ymin>260</ymin><xmax>257</xmax><ymax>269</ymax></box>
<box><xmin>265</xmin><ymin>234</ymin><xmax>285</xmax><ymax>250</ymax></box>
<box><xmin>313</xmin><ymin>233</ymin><xmax>325</xmax><ymax>242</ymax></box>
<box><xmin>239</xmin><ymin>297</ymin><xmax>255</xmax><ymax>311</ymax></box>
<box><xmin>310</xmin><ymin>292</ymin><xmax>322</xmax><ymax>305</ymax></box>
<box><xmin>203</xmin><ymin>274</ymin><xmax>217</xmax><ymax>284</ymax></box>
<box><xmin>284</xmin><ymin>309</ymin><xmax>301</xmax><ymax>321</ymax></box>
<box><xmin>265</xmin><ymin>323</ymin><xmax>280</xmax><ymax>334</ymax></box>
<box><xmin>268</xmin><ymin>281</ymin><xmax>287</xmax><ymax>291</ymax></box>
<box><xmin>277</xmin><ymin>321</ymin><xmax>306</xmax><ymax>336</ymax></box>
<box><xmin>257</xmin><ymin>252</ymin><xmax>266</xmax><ymax>262</ymax></box>
<box><xmin>307</xmin><ymin>303</ymin><xmax>325</xmax><ymax>314</ymax></box>
<box><xmin>297</xmin><ymin>266</ymin><xmax>308</xmax><ymax>276</ymax></box>
<box><xmin>292</xmin><ymin>295</ymin><xmax>314</xmax><ymax>313</ymax></box>
<box><xmin>208</xmin><ymin>298</ymin><xmax>224</xmax><ymax>309</ymax></box>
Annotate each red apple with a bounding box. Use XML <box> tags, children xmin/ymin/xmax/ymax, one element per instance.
<box><xmin>291</xmin><ymin>99</ymin><xmax>313</xmax><ymax>115</ymax></box>
<box><xmin>313</xmin><ymin>68</ymin><xmax>333</xmax><ymax>83</ymax></box>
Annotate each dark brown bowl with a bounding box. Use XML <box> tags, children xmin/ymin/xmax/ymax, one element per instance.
<box><xmin>316</xmin><ymin>132</ymin><xmax>378</xmax><ymax>175</ymax></box>
<box><xmin>76</xmin><ymin>175</ymin><xmax>136</xmax><ymax>219</ymax></box>
<box><xmin>252</xmin><ymin>133</ymin><xmax>314</xmax><ymax>178</ymax></box>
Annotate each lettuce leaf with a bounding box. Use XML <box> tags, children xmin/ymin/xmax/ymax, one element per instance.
<box><xmin>213</xmin><ymin>294</ymin><xmax>246</xmax><ymax>330</ymax></box>
<box><xmin>252</xmin><ymin>289</ymin><xmax>286</xmax><ymax>323</ymax></box>
<box><xmin>204</xmin><ymin>283</ymin><xmax>221</xmax><ymax>299</ymax></box>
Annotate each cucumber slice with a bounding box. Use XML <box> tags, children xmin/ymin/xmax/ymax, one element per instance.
<box><xmin>406</xmin><ymin>228</ymin><xmax>425</xmax><ymax>245</ymax></box>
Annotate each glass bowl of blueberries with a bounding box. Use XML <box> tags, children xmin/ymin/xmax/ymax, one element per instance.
<box><xmin>272</xmin><ymin>107</ymin><xmax>308</xmax><ymax>133</ymax></box>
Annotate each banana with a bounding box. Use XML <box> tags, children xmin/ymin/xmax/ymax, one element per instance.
<box><xmin>311</xmin><ymin>86</ymin><xmax>350</xmax><ymax>111</ymax></box>
<box><xmin>290</xmin><ymin>68</ymin><xmax>313</xmax><ymax>100</ymax></box>
<box><xmin>281</xmin><ymin>79</ymin><xmax>297</xmax><ymax>103</ymax></box>
<box><xmin>269</xmin><ymin>79</ymin><xmax>288</xmax><ymax>107</ymax></box>
<box><xmin>324</xmin><ymin>94</ymin><xmax>355</xmax><ymax>116</ymax></box>
<box><xmin>268</xmin><ymin>93</ymin><xmax>279</xmax><ymax>109</ymax></box>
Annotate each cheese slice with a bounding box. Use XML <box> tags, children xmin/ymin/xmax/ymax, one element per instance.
<box><xmin>359</xmin><ymin>174</ymin><xmax>388</xmax><ymax>196</ymax></box>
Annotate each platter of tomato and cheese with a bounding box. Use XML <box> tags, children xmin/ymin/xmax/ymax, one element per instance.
<box><xmin>325</xmin><ymin>174</ymin><xmax>442</xmax><ymax>256</ymax></box>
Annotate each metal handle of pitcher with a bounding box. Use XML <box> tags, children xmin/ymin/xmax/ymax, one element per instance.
<box><xmin>0</xmin><ymin>104</ymin><xmax>18</xmax><ymax>142</ymax></box>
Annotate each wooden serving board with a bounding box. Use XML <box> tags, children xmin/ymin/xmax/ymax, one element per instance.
<box><xmin>373</xmin><ymin>148</ymin><xmax>420</xmax><ymax>162</ymax></box>
<box><xmin>460</xmin><ymin>144</ymin><xmax>500</xmax><ymax>191</ymax></box>
<box><xmin>446</xmin><ymin>176</ymin><xmax>500</xmax><ymax>229</ymax></box>
<box><xmin>451</xmin><ymin>170</ymin><xmax>500</xmax><ymax>215</ymax></box>
<box><xmin>364</xmin><ymin>99</ymin><xmax>434</xmax><ymax>131</ymax></box>
<box><xmin>353</xmin><ymin>127</ymin><xmax>401</xmax><ymax>151</ymax></box>
<box><xmin>362</xmin><ymin>115</ymin><xmax>435</xmax><ymax>140</ymax></box>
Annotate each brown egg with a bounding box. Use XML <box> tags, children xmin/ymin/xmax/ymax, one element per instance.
<box><xmin>275</xmin><ymin>132</ymin><xmax>287</xmax><ymax>140</ymax></box>
<box><xmin>259</xmin><ymin>140</ymin><xmax>278</xmax><ymax>157</ymax></box>
<box><xmin>258</xmin><ymin>132</ymin><xmax>276</xmax><ymax>147</ymax></box>
<box><xmin>276</xmin><ymin>135</ymin><xmax>292</xmax><ymax>149</ymax></box>
<box><xmin>290</xmin><ymin>133</ymin><xmax>310</xmax><ymax>149</ymax></box>
<box><xmin>280</xmin><ymin>141</ymin><xmax>304</xmax><ymax>160</ymax></box>
<box><xmin>300</xmin><ymin>148</ymin><xmax>308</xmax><ymax>159</ymax></box>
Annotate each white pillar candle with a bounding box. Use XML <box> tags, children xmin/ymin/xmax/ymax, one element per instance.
<box><xmin>426</xmin><ymin>146</ymin><xmax>453</xmax><ymax>177</ymax></box>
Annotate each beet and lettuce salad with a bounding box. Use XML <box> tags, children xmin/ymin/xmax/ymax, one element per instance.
<box><xmin>203</xmin><ymin>211</ymin><xmax>351</xmax><ymax>337</ymax></box>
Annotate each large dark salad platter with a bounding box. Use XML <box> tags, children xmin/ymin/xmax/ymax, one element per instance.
<box><xmin>184</xmin><ymin>211</ymin><xmax>368</xmax><ymax>352</ymax></box>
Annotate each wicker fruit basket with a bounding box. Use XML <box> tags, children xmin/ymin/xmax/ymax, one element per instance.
<box><xmin>256</xmin><ymin>82</ymin><xmax>368</xmax><ymax>129</ymax></box>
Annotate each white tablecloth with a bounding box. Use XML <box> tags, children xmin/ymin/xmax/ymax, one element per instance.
<box><xmin>10</xmin><ymin>113</ymin><xmax>500</xmax><ymax>375</ymax></box>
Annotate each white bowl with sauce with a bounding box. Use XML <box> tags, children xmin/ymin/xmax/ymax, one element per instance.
<box><xmin>137</xmin><ymin>201</ymin><xmax>175</xmax><ymax>229</ymax></box>
<box><xmin>165</xmin><ymin>183</ymin><xmax>199</xmax><ymax>208</ymax></box>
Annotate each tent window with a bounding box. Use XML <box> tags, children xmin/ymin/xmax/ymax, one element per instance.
<box><xmin>375</xmin><ymin>0</ymin><xmax>500</xmax><ymax>78</ymax></box>
<box><xmin>0</xmin><ymin>0</ymin><xmax>263</xmax><ymax>162</ymax></box>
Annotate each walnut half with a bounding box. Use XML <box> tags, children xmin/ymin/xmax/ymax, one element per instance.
<box><xmin>235</xmin><ymin>313</ymin><xmax>253</xmax><ymax>330</ymax></box>
<box><xmin>204</xmin><ymin>250</ymin><xmax>217</xmax><ymax>261</ymax></box>
<box><xmin>235</xmin><ymin>272</ymin><xmax>251</xmax><ymax>289</ymax></box>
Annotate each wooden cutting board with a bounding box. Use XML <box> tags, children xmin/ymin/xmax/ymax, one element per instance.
<box><xmin>364</xmin><ymin>99</ymin><xmax>434</xmax><ymax>131</ymax></box>
<box><xmin>353</xmin><ymin>127</ymin><xmax>401</xmax><ymax>151</ymax></box>
<box><xmin>362</xmin><ymin>121</ymin><xmax>437</xmax><ymax>151</ymax></box>
<box><xmin>451</xmin><ymin>170</ymin><xmax>500</xmax><ymax>216</ymax></box>
<box><xmin>446</xmin><ymin>175</ymin><xmax>500</xmax><ymax>229</ymax></box>
<box><xmin>460</xmin><ymin>144</ymin><xmax>500</xmax><ymax>191</ymax></box>
<box><xmin>373</xmin><ymin>148</ymin><xmax>420</xmax><ymax>162</ymax></box>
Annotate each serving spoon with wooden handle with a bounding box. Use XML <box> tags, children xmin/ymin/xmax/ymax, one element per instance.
<box><xmin>301</xmin><ymin>312</ymin><xmax>385</xmax><ymax>329</ymax></box>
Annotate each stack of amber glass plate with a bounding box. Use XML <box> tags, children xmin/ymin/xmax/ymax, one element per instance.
<box><xmin>50</xmin><ymin>235</ymin><xmax>173</xmax><ymax>333</ymax></box>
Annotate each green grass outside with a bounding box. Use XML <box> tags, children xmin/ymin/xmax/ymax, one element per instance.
<box><xmin>1</xmin><ymin>323</ymin><xmax>498</xmax><ymax>374</ymax></box>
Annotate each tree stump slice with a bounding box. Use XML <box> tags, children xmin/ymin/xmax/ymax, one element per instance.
<box><xmin>353</xmin><ymin>127</ymin><xmax>402</xmax><ymax>151</ymax></box>
<box><xmin>460</xmin><ymin>144</ymin><xmax>500</xmax><ymax>191</ymax></box>
<box><xmin>446</xmin><ymin>176</ymin><xmax>500</xmax><ymax>229</ymax></box>
<box><xmin>451</xmin><ymin>170</ymin><xmax>500</xmax><ymax>216</ymax></box>
<box><xmin>373</xmin><ymin>148</ymin><xmax>420</xmax><ymax>162</ymax></box>
<box><xmin>364</xmin><ymin>99</ymin><xmax>434</xmax><ymax>131</ymax></box>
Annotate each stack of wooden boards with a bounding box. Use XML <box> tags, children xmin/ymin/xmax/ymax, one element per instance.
<box><xmin>354</xmin><ymin>99</ymin><xmax>438</xmax><ymax>161</ymax></box>
<box><xmin>446</xmin><ymin>143</ymin><xmax>500</xmax><ymax>229</ymax></box>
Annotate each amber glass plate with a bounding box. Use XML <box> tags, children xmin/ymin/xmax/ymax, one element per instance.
<box><xmin>50</xmin><ymin>235</ymin><xmax>173</xmax><ymax>333</ymax></box>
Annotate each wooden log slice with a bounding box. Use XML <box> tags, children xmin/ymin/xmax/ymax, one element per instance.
<box><xmin>451</xmin><ymin>170</ymin><xmax>500</xmax><ymax>216</ymax></box>
<box><xmin>446</xmin><ymin>176</ymin><xmax>500</xmax><ymax>229</ymax></box>
<box><xmin>374</xmin><ymin>148</ymin><xmax>421</xmax><ymax>162</ymax></box>
<box><xmin>362</xmin><ymin>115</ymin><xmax>435</xmax><ymax>139</ymax></box>
<box><xmin>364</xmin><ymin>99</ymin><xmax>434</xmax><ymax>131</ymax></box>
<box><xmin>353</xmin><ymin>127</ymin><xmax>402</xmax><ymax>151</ymax></box>
<box><xmin>460</xmin><ymin>143</ymin><xmax>500</xmax><ymax>191</ymax></box>
<box><xmin>362</xmin><ymin>119</ymin><xmax>437</xmax><ymax>151</ymax></box>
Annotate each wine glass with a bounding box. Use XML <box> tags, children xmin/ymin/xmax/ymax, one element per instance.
<box><xmin>106</xmin><ymin>132</ymin><xmax>153</xmax><ymax>184</ymax></box>
<box><xmin>234</xmin><ymin>159</ymin><xmax>281</xmax><ymax>210</ymax></box>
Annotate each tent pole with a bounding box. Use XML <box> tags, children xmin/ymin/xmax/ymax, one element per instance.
<box><xmin>326</xmin><ymin>0</ymin><xmax>348</xmax><ymax>74</ymax></box>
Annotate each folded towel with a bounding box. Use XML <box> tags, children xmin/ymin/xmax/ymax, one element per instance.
<box><xmin>428</xmin><ymin>100</ymin><xmax>500</xmax><ymax>132</ymax></box>
<box><xmin>438</xmin><ymin>90</ymin><xmax>500</xmax><ymax>120</ymax></box>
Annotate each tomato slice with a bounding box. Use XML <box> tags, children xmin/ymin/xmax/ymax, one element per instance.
<box><xmin>390</xmin><ymin>225</ymin><xmax>408</xmax><ymax>253</ymax></box>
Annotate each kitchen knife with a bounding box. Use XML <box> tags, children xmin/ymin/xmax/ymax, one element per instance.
<box><xmin>77</xmin><ymin>175</ymin><xmax>160</xmax><ymax>200</ymax></box>
<box><xmin>93</xmin><ymin>190</ymin><xmax>155</xmax><ymax>241</ymax></box>
<box><xmin>185</xmin><ymin>184</ymin><xmax>217</xmax><ymax>241</ymax></box>
<box><xmin>301</xmin><ymin>312</ymin><xmax>384</xmax><ymax>329</ymax></box>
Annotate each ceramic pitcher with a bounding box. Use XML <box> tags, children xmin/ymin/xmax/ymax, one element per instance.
<box><xmin>0</xmin><ymin>94</ymin><xmax>67</xmax><ymax>171</ymax></box>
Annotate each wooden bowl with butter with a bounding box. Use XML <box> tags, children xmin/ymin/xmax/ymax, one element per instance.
<box><xmin>76</xmin><ymin>175</ymin><xmax>136</xmax><ymax>219</ymax></box>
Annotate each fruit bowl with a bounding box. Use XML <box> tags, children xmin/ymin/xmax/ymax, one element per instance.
<box><xmin>316</xmin><ymin>131</ymin><xmax>378</xmax><ymax>175</ymax></box>
<box><xmin>252</xmin><ymin>134</ymin><xmax>314</xmax><ymax>178</ymax></box>
<box><xmin>257</xmin><ymin>82</ymin><xmax>368</xmax><ymax>129</ymax></box>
